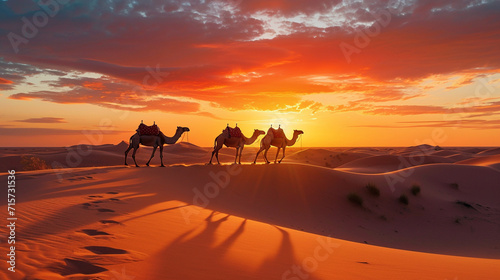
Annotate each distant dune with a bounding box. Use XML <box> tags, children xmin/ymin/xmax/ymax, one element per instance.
<box><xmin>477</xmin><ymin>147</ymin><xmax>500</xmax><ymax>156</ymax></box>
<box><xmin>0</xmin><ymin>141</ymin><xmax>209</xmax><ymax>171</ymax></box>
<box><xmin>284</xmin><ymin>148</ymin><xmax>372</xmax><ymax>168</ymax></box>
<box><xmin>336</xmin><ymin>154</ymin><xmax>454</xmax><ymax>173</ymax></box>
<box><xmin>457</xmin><ymin>154</ymin><xmax>500</xmax><ymax>169</ymax></box>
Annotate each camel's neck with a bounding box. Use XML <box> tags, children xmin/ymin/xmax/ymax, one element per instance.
<box><xmin>286</xmin><ymin>133</ymin><xmax>300</xmax><ymax>146</ymax></box>
<box><xmin>163</xmin><ymin>130</ymin><xmax>184</xmax><ymax>144</ymax></box>
<box><xmin>243</xmin><ymin>133</ymin><xmax>260</xmax><ymax>145</ymax></box>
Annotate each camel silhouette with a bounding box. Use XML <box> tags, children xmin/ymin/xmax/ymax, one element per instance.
<box><xmin>208</xmin><ymin>127</ymin><xmax>265</xmax><ymax>165</ymax></box>
<box><xmin>254</xmin><ymin>127</ymin><xmax>303</xmax><ymax>164</ymax></box>
<box><xmin>124</xmin><ymin>126</ymin><xmax>190</xmax><ymax>167</ymax></box>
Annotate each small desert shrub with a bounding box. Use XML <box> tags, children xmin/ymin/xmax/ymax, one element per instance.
<box><xmin>347</xmin><ymin>193</ymin><xmax>363</xmax><ymax>207</ymax></box>
<box><xmin>410</xmin><ymin>184</ymin><xmax>421</xmax><ymax>196</ymax></box>
<box><xmin>398</xmin><ymin>194</ymin><xmax>409</xmax><ymax>205</ymax></box>
<box><xmin>450</xmin><ymin>183</ymin><xmax>459</xmax><ymax>190</ymax></box>
<box><xmin>21</xmin><ymin>155</ymin><xmax>49</xmax><ymax>171</ymax></box>
<box><xmin>365</xmin><ymin>183</ymin><xmax>380</xmax><ymax>197</ymax></box>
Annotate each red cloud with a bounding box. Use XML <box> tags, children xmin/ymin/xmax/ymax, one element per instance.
<box><xmin>1</xmin><ymin>0</ymin><xmax>499</xmax><ymax>115</ymax></box>
<box><xmin>9</xmin><ymin>88</ymin><xmax>202</xmax><ymax>114</ymax></box>
<box><xmin>0</xmin><ymin>77</ymin><xmax>13</xmax><ymax>84</ymax></box>
<box><xmin>328</xmin><ymin>101</ymin><xmax>500</xmax><ymax>117</ymax></box>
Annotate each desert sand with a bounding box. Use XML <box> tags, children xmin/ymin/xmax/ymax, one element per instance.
<box><xmin>1</xmin><ymin>142</ymin><xmax>500</xmax><ymax>279</ymax></box>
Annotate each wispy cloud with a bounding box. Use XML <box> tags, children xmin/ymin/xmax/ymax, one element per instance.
<box><xmin>15</xmin><ymin>117</ymin><xmax>67</xmax><ymax>123</ymax></box>
<box><xmin>351</xmin><ymin>119</ymin><xmax>500</xmax><ymax>130</ymax></box>
<box><xmin>0</xmin><ymin>127</ymin><xmax>127</xmax><ymax>136</ymax></box>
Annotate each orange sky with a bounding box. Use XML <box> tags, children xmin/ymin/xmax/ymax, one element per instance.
<box><xmin>1</xmin><ymin>0</ymin><xmax>500</xmax><ymax>147</ymax></box>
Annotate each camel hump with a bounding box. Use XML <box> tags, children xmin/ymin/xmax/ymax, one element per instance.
<box><xmin>226</xmin><ymin>126</ymin><xmax>243</xmax><ymax>138</ymax></box>
<box><xmin>268</xmin><ymin>127</ymin><xmax>285</xmax><ymax>138</ymax></box>
<box><xmin>137</xmin><ymin>122</ymin><xmax>160</xmax><ymax>135</ymax></box>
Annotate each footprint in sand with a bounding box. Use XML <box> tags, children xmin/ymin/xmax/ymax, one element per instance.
<box><xmin>106</xmin><ymin>191</ymin><xmax>119</xmax><ymax>194</ymax></box>
<box><xmin>80</xmin><ymin>229</ymin><xmax>111</xmax><ymax>236</ymax></box>
<box><xmin>52</xmin><ymin>258</ymin><xmax>107</xmax><ymax>276</ymax></box>
<box><xmin>100</xmin><ymin>220</ymin><xmax>122</xmax><ymax>225</ymax></box>
<box><xmin>97</xmin><ymin>208</ymin><xmax>115</xmax><ymax>212</ymax></box>
<box><xmin>88</xmin><ymin>195</ymin><xmax>103</xmax><ymax>198</ymax></box>
<box><xmin>84</xmin><ymin>246</ymin><xmax>128</xmax><ymax>254</ymax></box>
<box><xmin>89</xmin><ymin>197</ymin><xmax>119</xmax><ymax>205</ymax></box>
<box><xmin>68</xmin><ymin>176</ymin><xmax>94</xmax><ymax>182</ymax></box>
<box><xmin>83</xmin><ymin>202</ymin><xmax>109</xmax><ymax>211</ymax></box>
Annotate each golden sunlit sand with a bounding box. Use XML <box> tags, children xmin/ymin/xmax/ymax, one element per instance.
<box><xmin>1</xmin><ymin>143</ymin><xmax>500</xmax><ymax>279</ymax></box>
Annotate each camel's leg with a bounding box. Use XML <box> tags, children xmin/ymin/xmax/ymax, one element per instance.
<box><xmin>146</xmin><ymin>145</ymin><xmax>157</xmax><ymax>166</ymax></box>
<box><xmin>124</xmin><ymin>144</ymin><xmax>133</xmax><ymax>165</ymax></box>
<box><xmin>274</xmin><ymin>147</ymin><xmax>281</xmax><ymax>164</ymax></box>
<box><xmin>208</xmin><ymin>149</ymin><xmax>216</xmax><ymax>165</ymax></box>
<box><xmin>132</xmin><ymin>147</ymin><xmax>139</xmax><ymax>167</ymax></box>
<box><xmin>253</xmin><ymin>146</ymin><xmax>264</xmax><ymax>164</ymax></box>
<box><xmin>238</xmin><ymin>146</ymin><xmax>244</xmax><ymax>164</ymax></box>
<box><xmin>159</xmin><ymin>145</ymin><xmax>165</xmax><ymax>167</ymax></box>
<box><xmin>209</xmin><ymin>147</ymin><xmax>221</xmax><ymax>165</ymax></box>
<box><xmin>209</xmin><ymin>138</ymin><xmax>223</xmax><ymax>165</ymax></box>
<box><xmin>234</xmin><ymin>147</ymin><xmax>239</xmax><ymax>164</ymax></box>
<box><xmin>279</xmin><ymin>146</ymin><xmax>286</xmax><ymax>163</ymax></box>
<box><xmin>263</xmin><ymin>147</ymin><xmax>271</xmax><ymax>164</ymax></box>
<box><xmin>215</xmin><ymin>149</ymin><xmax>221</xmax><ymax>165</ymax></box>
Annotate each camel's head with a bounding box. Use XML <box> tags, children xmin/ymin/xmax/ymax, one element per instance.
<box><xmin>178</xmin><ymin>126</ymin><xmax>190</xmax><ymax>133</ymax></box>
<box><xmin>254</xmin><ymin>129</ymin><xmax>265</xmax><ymax>136</ymax></box>
<box><xmin>294</xmin><ymin>130</ymin><xmax>304</xmax><ymax>135</ymax></box>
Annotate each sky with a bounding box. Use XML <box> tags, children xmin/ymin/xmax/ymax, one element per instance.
<box><xmin>1</xmin><ymin>0</ymin><xmax>500</xmax><ymax>147</ymax></box>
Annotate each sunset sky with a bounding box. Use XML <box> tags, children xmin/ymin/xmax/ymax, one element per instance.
<box><xmin>1</xmin><ymin>0</ymin><xmax>500</xmax><ymax>147</ymax></box>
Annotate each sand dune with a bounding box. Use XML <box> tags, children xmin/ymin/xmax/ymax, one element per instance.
<box><xmin>430</xmin><ymin>149</ymin><xmax>475</xmax><ymax>160</ymax></box>
<box><xmin>0</xmin><ymin>142</ymin><xmax>209</xmax><ymax>171</ymax></box>
<box><xmin>457</xmin><ymin>154</ymin><xmax>500</xmax><ymax>169</ymax></box>
<box><xmin>1</xmin><ymin>144</ymin><xmax>500</xmax><ymax>279</ymax></box>
<box><xmin>395</xmin><ymin>144</ymin><xmax>439</xmax><ymax>156</ymax></box>
<box><xmin>477</xmin><ymin>147</ymin><xmax>500</xmax><ymax>156</ymax></box>
<box><xmin>284</xmin><ymin>148</ymin><xmax>372</xmax><ymax>168</ymax></box>
<box><xmin>336</xmin><ymin>154</ymin><xmax>455</xmax><ymax>173</ymax></box>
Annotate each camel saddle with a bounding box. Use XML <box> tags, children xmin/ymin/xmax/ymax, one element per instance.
<box><xmin>270</xmin><ymin>127</ymin><xmax>285</xmax><ymax>138</ymax></box>
<box><xmin>137</xmin><ymin>123</ymin><xmax>160</xmax><ymax>136</ymax></box>
<box><xmin>225</xmin><ymin>126</ymin><xmax>243</xmax><ymax>138</ymax></box>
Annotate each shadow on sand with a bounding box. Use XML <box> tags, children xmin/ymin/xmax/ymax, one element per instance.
<box><xmin>145</xmin><ymin>210</ymin><xmax>321</xmax><ymax>280</ymax></box>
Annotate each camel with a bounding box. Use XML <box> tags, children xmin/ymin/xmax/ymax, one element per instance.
<box><xmin>208</xmin><ymin>128</ymin><xmax>265</xmax><ymax>165</ymax></box>
<box><xmin>253</xmin><ymin>128</ymin><xmax>304</xmax><ymax>164</ymax></box>
<box><xmin>124</xmin><ymin>126</ymin><xmax>190</xmax><ymax>167</ymax></box>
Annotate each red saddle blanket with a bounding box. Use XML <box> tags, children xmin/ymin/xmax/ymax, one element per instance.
<box><xmin>270</xmin><ymin>128</ymin><xmax>285</xmax><ymax>138</ymax></box>
<box><xmin>226</xmin><ymin>127</ymin><xmax>243</xmax><ymax>138</ymax></box>
<box><xmin>137</xmin><ymin>123</ymin><xmax>160</xmax><ymax>135</ymax></box>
